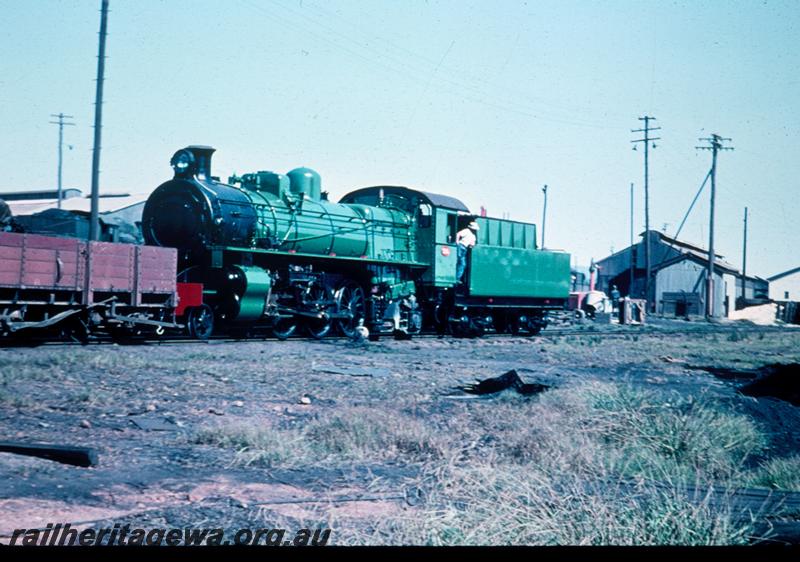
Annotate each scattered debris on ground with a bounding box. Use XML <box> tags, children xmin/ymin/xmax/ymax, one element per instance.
<box><xmin>698</xmin><ymin>363</ymin><xmax>800</xmax><ymax>406</ymax></box>
<box><xmin>740</xmin><ymin>364</ymin><xmax>800</xmax><ymax>406</ymax></box>
<box><xmin>460</xmin><ymin>369</ymin><xmax>551</xmax><ymax>396</ymax></box>
<box><xmin>312</xmin><ymin>364</ymin><xmax>392</xmax><ymax>377</ymax></box>
<box><xmin>0</xmin><ymin>441</ymin><xmax>97</xmax><ymax>467</ymax></box>
<box><xmin>129</xmin><ymin>416</ymin><xmax>180</xmax><ymax>432</ymax></box>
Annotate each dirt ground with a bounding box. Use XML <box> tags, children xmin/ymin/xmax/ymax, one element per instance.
<box><xmin>1</xmin><ymin>319</ymin><xmax>799</xmax><ymax>545</ymax></box>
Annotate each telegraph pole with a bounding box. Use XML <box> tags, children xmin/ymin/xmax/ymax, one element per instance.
<box><xmin>541</xmin><ymin>184</ymin><xmax>548</xmax><ymax>248</ymax></box>
<box><xmin>696</xmin><ymin>133</ymin><xmax>734</xmax><ymax>318</ymax></box>
<box><xmin>629</xmin><ymin>182</ymin><xmax>634</xmax><ymax>295</ymax></box>
<box><xmin>741</xmin><ymin>206</ymin><xmax>748</xmax><ymax>306</ymax></box>
<box><xmin>631</xmin><ymin>116</ymin><xmax>660</xmax><ymax>304</ymax></box>
<box><xmin>49</xmin><ymin>113</ymin><xmax>75</xmax><ymax>209</ymax></box>
<box><xmin>89</xmin><ymin>0</ymin><xmax>109</xmax><ymax>241</ymax></box>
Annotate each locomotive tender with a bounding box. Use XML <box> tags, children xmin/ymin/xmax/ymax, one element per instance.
<box><xmin>142</xmin><ymin>146</ymin><xmax>571</xmax><ymax>339</ymax></box>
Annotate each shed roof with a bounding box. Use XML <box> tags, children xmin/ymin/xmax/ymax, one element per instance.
<box><xmin>642</xmin><ymin>230</ymin><xmax>726</xmax><ymax>259</ymax></box>
<box><xmin>654</xmin><ymin>252</ymin><xmax>739</xmax><ymax>275</ymax></box>
<box><xmin>7</xmin><ymin>195</ymin><xmax>147</xmax><ymax>217</ymax></box>
<box><xmin>768</xmin><ymin>266</ymin><xmax>800</xmax><ymax>282</ymax></box>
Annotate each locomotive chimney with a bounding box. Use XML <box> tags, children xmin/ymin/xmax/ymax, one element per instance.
<box><xmin>171</xmin><ymin>145</ymin><xmax>216</xmax><ymax>179</ymax></box>
<box><xmin>187</xmin><ymin>145</ymin><xmax>215</xmax><ymax>179</ymax></box>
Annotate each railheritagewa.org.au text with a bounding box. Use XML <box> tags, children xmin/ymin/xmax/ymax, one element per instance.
<box><xmin>6</xmin><ymin>523</ymin><xmax>331</xmax><ymax>546</ymax></box>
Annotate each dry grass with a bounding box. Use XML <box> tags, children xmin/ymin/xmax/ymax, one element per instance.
<box><xmin>749</xmin><ymin>455</ymin><xmax>800</xmax><ymax>491</ymax></box>
<box><xmin>192</xmin><ymin>381</ymin><xmax>779</xmax><ymax>545</ymax></box>
<box><xmin>192</xmin><ymin>405</ymin><xmax>447</xmax><ymax>468</ymax></box>
<box><xmin>455</xmin><ymin>382</ymin><xmax>767</xmax><ymax>486</ymax></box>
<box><xmin>336</xmin><ymin>463</ymin><xmax>757</xmax><ymax>545</ymax></box>
<box><xmin>4</xmin><ymin>331</ymin><xmax>798</xmax><ymax>544</ymax></box>
<box><xmin>537</xmin><ymin>332</ymin><xmax>800</xmax><ymax>370</ymax></box>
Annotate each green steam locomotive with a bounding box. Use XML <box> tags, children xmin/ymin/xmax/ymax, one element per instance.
<box><xmin>142</xmin><ymin>146</ymin><xmax>570</xmax><ymax>339</ymax></box>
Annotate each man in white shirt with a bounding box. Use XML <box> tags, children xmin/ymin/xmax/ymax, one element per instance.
<box><xmin>455</xmin><ymin>221</ymin><xmax>479</xmax><ymax>283</ymax></box>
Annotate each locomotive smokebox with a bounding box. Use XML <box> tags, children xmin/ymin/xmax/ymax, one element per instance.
<box><xmin>143</xmin><ymin>146</ymin><xmax>257</xmax><ymax>252</ymax></box>
<box><xmin>170</xmin><ymin>145</ymin><xmax>216</xmax><ymax>179</ymax></box>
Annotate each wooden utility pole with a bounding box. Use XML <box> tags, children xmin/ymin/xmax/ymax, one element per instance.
<box><xmin>696</xmin><ymin>133</ymin><xmax>734</xmax><ymax>318</ymax></box>
<box><xmin>631</xmin><ymin>116</ymin><xmax>660</xmax><ymax>304</ymax></box>
<box><xmin>49</xmin><ymin>113</ymin><xmax>75</xmax><ymax>209</ymax></box>
<box><xmin>630</xmin><ymin>182</ymin><xmax>634</xmax><ymax>295</ymax></box>
<box><xmin>89</xmin><ymin>0</ymin><xmax>109</xmax><ymax>241</ymax></box>
<box><xmin>741</xmin><ymin>206</ymin><xmax>748</xmax><ymax>305</ymax></box>
<box><xmin>541</xmin><ymin>184</ymin><xmax>548</xmax><ymax>248</ymax></box>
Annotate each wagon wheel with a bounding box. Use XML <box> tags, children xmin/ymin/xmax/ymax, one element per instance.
<box><xmin>187</xmin><ymin>304</ymin><xmax>214</xmax><ymax>340</ymax></box>
<box><xmin>108</xmin><ymin>324</ymin><xmax>139</xmax><ymax>345</ymax></box>
<box><xmin>272</xmin><ymin>315</ymin><xmax>297</xmax><ymax>340</ymax></box>
<box><xmin>68</xmin><ymin>314</ymin><xmax>91</xmax><ymax>345</ymax></box>
<box><xmin>304</xmin><ymin>281</ymin><xmax>333</xmax><ymax>339</ymax></box>
<box><xmin>335</xmin><ymin>281</ymin><xmax>366</xmax><ymax>338</ymax></box>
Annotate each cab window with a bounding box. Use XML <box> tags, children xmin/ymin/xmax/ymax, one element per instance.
<box><xmin>417</xmin><ymin>203</ymin><xmax>432</xmax><ymax>228</ymax></box>
<box><xmin>446</xmin><ymin>213</ymin><xmax>458</xmax><ymax>243</ymax></box>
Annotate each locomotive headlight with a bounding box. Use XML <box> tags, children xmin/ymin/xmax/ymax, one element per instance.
<box><xmin>170</xmin><ymin>149</ymin><xmax>195</xmax><ymax>176</ymax></box>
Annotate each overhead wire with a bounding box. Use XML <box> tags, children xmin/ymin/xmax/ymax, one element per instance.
<box><xmin>236</xmin><ymin>0</ymin><xmax>628</xmax><ymax>130</ymax></box>
<box><xmin>296</xmin><ymin>0</ymin><xmax>629</xmax><ymax>121</ymax></box>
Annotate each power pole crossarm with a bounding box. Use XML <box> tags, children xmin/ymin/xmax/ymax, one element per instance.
<box><xmin>49</xmin><ymin>113</ymin><xmax>75</xmax><ymax>209</ymax></box>
<box><xmin>695</xmin><ymin>133</ymin><xmax>734</xmax><ymax>319</ymax></box>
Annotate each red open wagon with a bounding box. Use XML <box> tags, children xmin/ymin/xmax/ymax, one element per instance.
<box><xmin>0</xmin><ymin>232</ymin><xmax>182</xmax><ymax>340</ymax></box>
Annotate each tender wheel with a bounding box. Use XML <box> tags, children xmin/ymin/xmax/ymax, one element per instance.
<box><xmin>449</xmin><ymin>315</ymin><xmax>482</xmax><ymax>338</ymax></box>
<box><xmin>504</xmin><ymin>312</ymin><xmax>522</xmax><ymax>335</ymax></box>
<box><xmin>494</xmin><ymin>311</ymin><xmax>520</xmax><ymax>335</ymax></box>
<box><xmin>525</xmin><ymin>315</ymin><xmax>546</xmax><ymax>336</ymax></box>
<box><xmin>272</xmin><ymin>316</ymin><xmax>297</xmax><ymax>340</ymax></box>
<box><xmin>186</xmin><ymin>304</ymin><xmax>214</xmax><ymax>340</ymax></box>
<box><xmin>335</xmin><ymin>282</ymin><xmax>366</xmax><ymax>338</ymax></box>
<box><xmin>492</xmin><ymin>315</ymin><xmax>508</xmax><ymax>334</ymax></box>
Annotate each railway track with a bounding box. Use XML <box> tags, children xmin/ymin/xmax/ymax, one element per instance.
<box><xmin>2</xmin><ymin>321</ymin><xmax>795</xmax><ymax>348</ymax></box>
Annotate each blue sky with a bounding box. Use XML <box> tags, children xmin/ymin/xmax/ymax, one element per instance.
<box><xmin>1</xmin><ymin>0</ymin><xmax>798</xmax><ymax>277</ymax></box>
